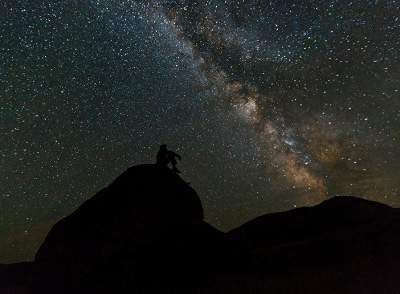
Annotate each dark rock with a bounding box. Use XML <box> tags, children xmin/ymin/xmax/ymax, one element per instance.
<box><xmin>5</xmin><ymin>167</ymin><xmax>400</xmax><ymax>294</ymax></box>
<box><xmin>227</xmin><ymin>196</ymin><xmax>398</xmax><ymax>250</ymax></box>
<box><xmin>0</xmin><ymin>262</ymin><xmax>32</xmax><ymax>288</ymax></box>
<box><xmin>214</xmin><ymin>196</ymin><xmax>400</xmax><ymax>294</ymax></box>
<box><xmin>212</xmin><ymin>210</ymin><xmax>400</xmax><ymax>294</ymax></box>
<box><xmin>31</xmin><ymin>164</ymin><xmax>214</xmax><ymax>294</ymax></box>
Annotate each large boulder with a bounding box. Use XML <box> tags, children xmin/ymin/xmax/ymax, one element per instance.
<box><xmin>31</xmin><ymin>164</ymin><xmax>223</xmax><ymax>294</ymax></box>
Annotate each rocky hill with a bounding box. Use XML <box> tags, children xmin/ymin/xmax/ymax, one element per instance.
<box><xmin>227</xmin><ymin>196</ymin><xmax>398</xmax><ymax>250</ymax></box>
<box><xmin>1</xmin><ymin>164</ymin><xmax>400</xmax><ymax>294</ymax></box>
<box><xmin>29</xmin><ymin>164</ymin><xmax>240</xmax><ymax>294</ymax></box>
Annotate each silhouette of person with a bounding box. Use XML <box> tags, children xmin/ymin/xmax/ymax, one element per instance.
<box><xmin>156</xmin><ymin>144</ymin><xmax>182</xmax><ymax>173</ymax></box>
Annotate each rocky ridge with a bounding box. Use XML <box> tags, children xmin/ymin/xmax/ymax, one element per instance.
<box><xmin>1</xmin><ymin>164</ymin><xmax>400</xmax><ymax>294</ymax></box>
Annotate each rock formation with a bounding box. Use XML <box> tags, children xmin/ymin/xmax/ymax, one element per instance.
<box><xmin>2</xmin><ymin>164</ymin><xmax>400</xmax><ymax>294</ymax></box>
<box><xmin>30</xmin><ymin>164</ymin><xmax>238</xmax><ymax>294</ymax></box>
<box><xmin>227</xmin><ymin>196</ymin><xmax>398</xmax><ymax>250</ymax></box>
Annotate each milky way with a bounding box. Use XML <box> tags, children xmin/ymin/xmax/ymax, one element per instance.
<box><xmin>1</xmin><ymin>0</ymin><xmax>400</xmax><ymax>263</ymax></box>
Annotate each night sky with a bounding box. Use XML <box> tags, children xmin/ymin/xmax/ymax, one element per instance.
<box><xmin>1</xmin><ymin>0</ymin><xmax>399</xmax><ymax>264</ymax></box>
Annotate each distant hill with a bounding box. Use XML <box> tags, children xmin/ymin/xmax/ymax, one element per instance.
<box><xmin>227</xmin><ymin>196</ymin><xmax>399</xmax><ymax>250</ymax></box>
<box><xmin>1</xmin><ymin>164</ymin><xmax>400</xmax><ymax>293</ymax></box>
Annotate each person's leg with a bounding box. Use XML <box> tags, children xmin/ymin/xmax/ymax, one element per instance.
<box><xmin>169</xmin><ymin>156</ymin><xmax>181</xmax><ymax>173</ymax></box>
<box><xmin>170</xmin><ymin>157</ymin><xmax>177</xmax><ymax>167</ymax></box>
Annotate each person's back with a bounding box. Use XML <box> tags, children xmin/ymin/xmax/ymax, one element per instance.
<box><xmin>156</xmin><ymin>147</ymin><xmax>169</xmax><ymax>165</ymax></box>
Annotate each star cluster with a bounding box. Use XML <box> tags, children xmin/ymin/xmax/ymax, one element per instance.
<box><xmin>1</xmin><ymin>0</ymin><xmax>399</xmax><ymax>263</ymax></box>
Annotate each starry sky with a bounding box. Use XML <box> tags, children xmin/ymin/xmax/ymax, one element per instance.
<box><xmin>1</xmin><ymin>0</ymin><xmax>400</xmax><ymax>264</ymax></box>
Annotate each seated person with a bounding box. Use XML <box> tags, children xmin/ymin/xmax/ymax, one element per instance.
<box><xmin>156</xmin><ymin>144</ymin><xmax>182</xmax><ymax>173</ymax></box>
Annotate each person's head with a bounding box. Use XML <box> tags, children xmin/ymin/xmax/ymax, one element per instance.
<box><xmin>160</xmin><ymin>144</ymin><xmax>167</xmax><ymax>150</ymax></box>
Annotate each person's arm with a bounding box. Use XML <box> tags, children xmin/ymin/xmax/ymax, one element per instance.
<box><xmin>171</xmin><ymin>151</ymin><xmax>181</xmax><ymax>160</ymax></box>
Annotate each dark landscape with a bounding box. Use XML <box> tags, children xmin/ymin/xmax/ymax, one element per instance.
<box><xmin>1</xmin><ymin>164</ymin><xmax>400</xmax><ymax>293</ymax></box>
